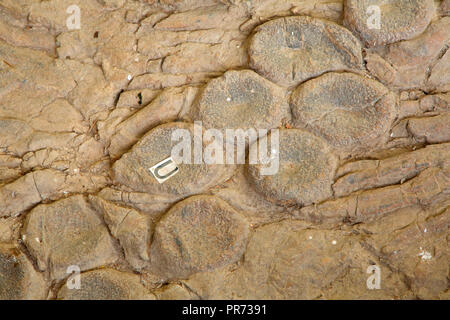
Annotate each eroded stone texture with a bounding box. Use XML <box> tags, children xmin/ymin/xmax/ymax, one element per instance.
<box><xmin>361</xmin><ymin>202</ymin><xmax>450</xmax><ymax>299</ymax></box>
<box><xmin>148</xmin><ymin>195</ymin><xmax>249</xmax><ymax>280</ymax></box>
<box><xmin>290</xmin><ymin>72</ymin><xmax>397</xmax><ymax>158</ymax></box>
<box><xmin>0</xmin><ymin>169</ymin><xmax>109</xmax><ymax>218</ymax></box>
<box><xmin>333</xmin><ymin>143</ymin><xmax>450</xmax><ymax>197</ymax></box>
<box><xmin>249</xmin><ymin>16</ymin><xmax>363</xmax><ymax>87</ymax></box>
<box><xmin>398</xmin><ymin>93</ymin><xmax>449</xmax><ymax>120</ymax></box>
<box><xmin>0</xmin><ymin>244</ymin><xmax>47</xmax><ymax>300</ymax></box>
<box><xmin>107</xmin><ymin>87</ymin><xmax>198</xmax><ymax>160</ymax></box>
<box><xmin>155</xmin><ymin>283</ymin><xmax>198</xmax><ymax>300</ymax></box>
<box><xmin>195</xmin><ymin>69</ymin><xmax>289</xmax><ymax>140</ymax></box>
<box><xmin>235</xmin><ymin>224</ymin><xmax>359</xmax><ymax>299</ymax></box>
<box><xmin>22</xmin><ymin>195</ymin><xmax>120</xmax><ymax>280</ymax></box>
<box><xmin>387</xmin><ymin>93</ymin><xmax>450</xmax><ymax>149</ymax></box>
<box><xmin>128</xmin><ymin>72</ymin><xmax>219</xmax><ymax>90</ymax></box>
<box><xmin>248</xmin><ymin>129</ymin><xmax>338</xmax><ymax>206</ymax></box>
<box><xmin>112</xmin><ymin>122</ymin><xmax>233</xmax><ymax>198</ymax></box>
<box><xmin>96</xmin><ymin>187</ymin><xmax>175</xmax><ymax>215</ymax></box>
<box><xmin>0</xmin><ymin>217</ymin><xmax>21</xmax><ymax>242</ymax></box>
<box><xmin>407</xmin><ymin>114</ymin><xmax>450</xmax><ymax>144</ymax></box>
<box><xmin>0</xmin><ymin>154</ymin><xmax>22</xmax><ymax>184</ymax></box>
<box><xmin>57</xmin><ymin>269</ymin><xmax>155</xmax><ymax>300</ymax></box>
<box><xmin>297</xmin><ymin>167</ymin><xmax>449</xmax><ymax>225</ymax></box>
<box><xmin>210</xmin><ymin>166</ymin><xmax>289</xmax><ymax>226</ymax></box>
<box><xmin>365</xmin><ymin>17</ymin><xmax>450</xmax><ymax>91</ymax></box>
<box><xmin>428</xmin><ymin>49</ymin><xmax>450</xmax><ymax>92</ymax></box>
<box><xmin>138</xmin><ymin>29</ymin><xmax>247</xmax><ymax>73</ymax></box>
<box><xmin>88</xmin><ymin>195</ymin><xmax>152</xmax><ymax>270</ymax></box>
<box><xmin>344</xmin><ymin>0</ymin><xmax>435</xmax><ymax>47</ymax></box>
<box><xmin>442</xmin><ymin>0</ymin><xmax>450</xmax><ymax>15</ymax></box>
<box><xmin>183</xmin><ymin>220</ymin><xmax>411</xmax><ymax>299</ymax></box>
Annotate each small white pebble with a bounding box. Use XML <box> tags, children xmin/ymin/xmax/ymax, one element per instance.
<box><xmin>127</xmin><ymin>74</ymin><xmax>132</xmax><ymax>81</ymax></box>
<box><xmin>22</xmin><ymin>235</ymin><xmax>27</xmax><ymax>241</ymax></box>
<box><xmin>424</xmin><ymin>228</ymin><xmax>427</xmax><ymax>233</ymax></box>
<box><xmin>236</xmin><ymin>44</ymin><xmax>240</xmax><ymax>48</ymax></box>
<box><xmin>308</xmin><ymin>236</ymin><xmax>313</xmax><ymax>240</ymax></box>
<box><xmin>11</xmin><ymin>191</ymin><xmax>15</xmax><ymax>198</ymax></box>
<box><xmin>134</xmin><ymin>57</ymin><xmax>139</xmax><ymax>62</ymax></box>
<box><xmin>418</xmin><ymin>250</ymin><xmax>432</xmax><ymax>260</ymax></box>
<box><xmin>332</xmin><ymin>240</ymin><xmax>337</xmax><ymax>245</ymax></box>
<box><xmin>35</xmin><ymin>237</ymin><xmax>41</xmax><ymax>243</ymax></box>
<box><xmin>291</xmin><ymin>31</ymin><xmax>294</xmax><ymax>35</ymax></box>
<box><xmin>226</xmin><ymin>97</ymin><xmax>231</xmax><ymax>102</ymax></box>
<box><xmin>390</xmin><ymin>132</ymin><xmax>394</xmax><ymax>137</ymax></box>
<box><xmin>73</xmin><ymin>168</ymin><xmax>79</xmax><ymax>173</ymax></box>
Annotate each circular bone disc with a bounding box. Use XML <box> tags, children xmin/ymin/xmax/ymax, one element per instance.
<box><xmin>290</xmin><ymin>72</ymin><xmax>397</xmax><ymax>157</ymax></box>
<box><xmin>196</xmin><ymin>69</ymin><xmax>289</xmax><ymax>143</ymax></box>
<box><xmin>247</xmin><ymin>129</ymin><xmax>338</xmax><ymax>206</ymax></box>
<box><xmin>344</xmin><ymin>0</ymin><xmax>435</xmax><ymax>47</ymax></box>
<box><xmin>249</xmin><ymin>16</ymin><xmax>363</xmax><ymax>87</ymax></box>
<box><xmin>149</xmin><ymin>195</ymin><xmax>249</xmax><ymax>279</ymax></box>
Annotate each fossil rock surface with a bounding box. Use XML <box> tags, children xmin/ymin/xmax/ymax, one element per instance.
<box><xmin>0</xmin><ymin>0</ymin><xmax>448</xmax><ymax>300</ymax></box>
<box><xmin>57</xmin><ymin>268</ymin><xmax>156</xmax><ymax>300</ymax></box>
<box><xmin>249</xmin><ymin>15</ymin><xmax>364</xmax><ymax>87</ymax></box>
<box><xmin>290</xmin><ymin>72</ymin><xmax>398</xmax><ymax>158</ymax></box>
<box><xmin>344</xmin><ymin>0</ymin><xmax>436</xmax><ymax>47</ymax></box>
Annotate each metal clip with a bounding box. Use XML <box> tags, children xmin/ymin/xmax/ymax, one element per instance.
<box><xmin>149</xmin><ymin>157</ymin><xmax>179</xmax><ymax>183</ymax></box>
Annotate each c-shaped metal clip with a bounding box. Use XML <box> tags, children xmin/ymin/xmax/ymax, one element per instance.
<box><xmin>149</xmin><ymin>157</ymin><xmax>179</xmax><ymax>183</ymax></box>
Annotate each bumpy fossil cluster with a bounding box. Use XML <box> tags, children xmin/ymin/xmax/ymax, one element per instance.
<box><xmin>0</xmin><ymin>0</ymin><xmax>448</xmax><ymax>300</ymax></box>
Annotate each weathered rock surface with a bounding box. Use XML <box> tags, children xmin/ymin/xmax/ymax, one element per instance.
<box><xmin>442</xmin><ymin>0</ymin><xmax>450</xmax><ymax>15</ymax></box>
<box><xmin>397</xmin><ymin>93</ymin><xmax>449</xmax><ymax>120</ymax></box>
<box><xmin>249</xmin><ymin>16</ymin><xmax>363</xmax><ymax>87</ymax></box>
<box><xmin>0</xmin><ymin>217</ymin><xmax>21</xmax><ymax>242</ymax></box>
<box><xmin>344</xmin><ymin>0</ymin><xmax>435</xmax><ymax>47</ymax></box>
<box><xmin>57</xmin><ymin>269</ymin><xmax>155</xmax><ymax>300</ymax></box>
<box><xmin>298</xmin><ymin>167</ymin><xmax>449</xmax><ymax>225</ymax></box>
<box><xmin>88</xmin><ymin>195</ymin><xmax>152</xmax><ymax>270</ymax></box>
<box><xmin>387</xmin><ymin>93</ymin><xmax>450</xmax><ymax>148</ymax></box>
<box><xmin>0</xmin><ymin>169</ymin><xmax>109</xmax><ymax>218</ymax></box>
<box><xmin>0</xmin><ymin>244</ymin><xmax>47</xmax><ymax>300</ymax></box>
<box><xmin>333</xmin><ymin>143</ymin><xmax>450</xmax><ymax>197</ymax></box>
<box><xmin>365</xmin><ymin>17</ymin><xmax>450</xmax><ymax>91</ymax></box>
<box><xmin>107</xmin><ymin>86</ymin><xmax>198</xmax><ymax>160</ymax></box>
<box><xmin>155</xmin><ymin>282</ymin><xmax>198</xmax><ymax>300</ymax></box>
<box><xmin>290</xmin><ymin>72</ymin><xmax>397</xmax><ymax>158</ymax></box>
<box><xmin>359</xmin><ymin>201</ymin><xmax>450</xmax><ymax>299</ymax></box>
<box><xmin>182</xmin><ymin>220</ymin><xmax>411</xmax><ymax>299</ymax></box>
